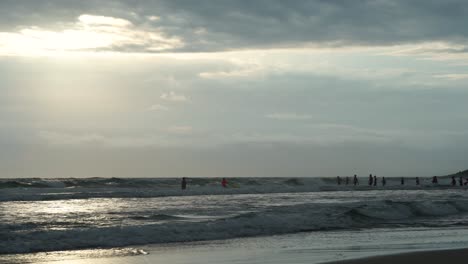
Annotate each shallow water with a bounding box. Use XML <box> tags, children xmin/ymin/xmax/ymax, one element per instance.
<box><xmin>4</xmin><ymin>227</ymin><xmax>468</xmax><ymax>264</ymax></box>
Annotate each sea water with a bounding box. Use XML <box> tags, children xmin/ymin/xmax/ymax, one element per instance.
<box><xmin>1</xmin><ymin>177</ymin><xmax>468</xmax><ymax>262</ymax></box>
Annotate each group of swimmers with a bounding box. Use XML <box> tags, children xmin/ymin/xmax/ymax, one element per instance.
<box><xmin>451</xmin><ymin>176</ymin><xmax>468</xmax><ymax>186</ymax></box>
<box><xmin>337</xmin><ymin>174</ymin><xmax>468</xmax><ymax>186</ymax></box>
<box><xmin>180</xmin><ymin>175</ymin><xmax>468</xmax><ymax>190</ymax></box>
<box><xmin>181</xmin><ymin>177</ymin><xmax>228</xmax><ymax>190</ymax></box>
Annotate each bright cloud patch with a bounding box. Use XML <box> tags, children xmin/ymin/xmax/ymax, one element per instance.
<box><xmin>160</xmin><ymin>91</ymin><xmax>188</xmax><ymax>102</ymax></box>
<box><xmin>78</xmin><ymin>14</ymin><xmax>132</xmax><ymax>27</ymax></box>
<box><xmin>434</xmin><ymin>74</ymin><xmax>468</xmax><ymax>80</ymax></box>
<box><xmin>0</xmin><ymin>14</ymin><xmax>183</xmax><ymax>55</ymax></box>
<box><xmin>148</xmin><ymin>104</ymin><xmax>169</xmax><ymax>111</ymax></box>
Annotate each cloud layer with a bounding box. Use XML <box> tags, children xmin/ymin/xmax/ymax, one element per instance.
<box><xmin>1</xmin><ymin>1</ymin><xmax>468</xmax><ymax>54</ymax></box>
<box><xmin>1</xmin><ymin>1</ymin><xmax>468</xmax><ymax>178</ymax></box>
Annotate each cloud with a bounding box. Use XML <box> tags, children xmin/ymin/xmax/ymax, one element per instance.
<box><xmin>199</xmin><ymin>62</ymin><xmax>265</xmax><ymax>79</ymax></box>
<box><xmin>147</xmin><ymin>104</ymin><xmax>169</xmax><ymax>111</ymax></box>
<box><xmin>2</xmin><ymin>1</ymin><xmax>468</xmax><ymax>54</ymax></box>
<box><xmin>78</xmin><ymin>14</ymin><xmax>132</xmax><ymax>27</ymax></box>
<box><xmin>226</xmin><ymin>131</ymin><xmax>392</xmax><ymax>146</ymax></box>
<box><xmin>434</xmin><ymin>73</ymin><xmax>468</xmax><ymax>80</ymax></box>
<box><xmin>266</xmin><ymin>113</ymin><xmax>313</xmax><ymax>120</ymax></box>
<box><xmin>199</xmin><ymin>68</ymin><xmax>261</xmax><ymax>79</ymax></box>
<box><xmin>0</xmin><ymin>14</ymin><xmax>183</xmax><ymax>55</ymax></box>
<box><xmin>147</xmin><ymin>16</ymin><xmax>161</xmax><ymax>21</ymax></box>
<box><xmin>132</xmin><ymin>0</ymin><xmax>468</xmax><ymax>52</ymax></box>
<box><xmin>380</xmin><ymin>42</ymin><xmax>468</xmax><ymax>62</ymax></box>
<box><xmin>38</xmin><ymin>130</ymin><xmax>189</xmax><ymax>148</ymax></box>
<box><xmin>160</xmin><ymin>91</ymin><xmax>188</xmax><ymax>102</ymax></box>
<box><xmin>39</xmin><ymin>130</ymin><xmax>106</xmax><ymax>146</ymax></box>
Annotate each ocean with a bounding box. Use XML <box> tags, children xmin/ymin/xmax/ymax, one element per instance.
<box><xmin>2</xmin><ymin>176</ymin><xmax>468</xmax><ymax>263</ymax></box>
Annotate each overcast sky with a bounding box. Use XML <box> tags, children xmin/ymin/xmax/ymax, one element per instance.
<box><xmin>1</xmin><ymin>0</ymin><xmax>468</xmax><ymax>178</ymax></box>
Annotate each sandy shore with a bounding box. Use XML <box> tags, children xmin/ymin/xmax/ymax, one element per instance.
<box><xmin>326</xmin><ymin>248</ymin><xmax>468</xmax><ymax>264</ymax></box>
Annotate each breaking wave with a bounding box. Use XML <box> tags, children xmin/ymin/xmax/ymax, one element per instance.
<box><xmin>3</xmin><ymin>198</ymin><xmax>468</xmax><ymax>254</ymax></box>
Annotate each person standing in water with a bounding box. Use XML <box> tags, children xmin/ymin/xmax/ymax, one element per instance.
<box><xmin>181</xmin><ymin>177</ymin><xmax>187</xmax><ymax>190</ymax></box>
<box><xmin>401</xmin><ymin>177</ymin><xmax>405</xmax><ymax>185</ymax></box>
<box><xmin>353</xmin><ymin>175</ymin><xmax>359</xmax><ymax>186</ymax></box>
<box><xmin>368</xmin><ymin>174</ymin><xmax>373</xmax><ymax>186</ymax></box>
<box><xmin>416</xmin><ymin>177</ymin><xmax>420</xmax><ymax>185</ymax></box>
<box><xmin>382</xmin><ymin>177</ymin><xmax>386</xmax><ymax>186</ymax></box>
<box><xmin>337</xmin><ymin>176</ymin><xmax>342</xmax><ymax>185</ymax></box>
<box><xmin>432</xmin><ymin>176</ymin><xmax>438</xmax><ymax>184</ymax></box>
<box><xmin>221</xmin><ymin>178</ymin><xmax>228</xmax><ymax>188</ymax></box>
<box><xmin>460</xmin><ymin>176</ymin><xmax>464</xmax><ymax>186</ymax></box>
<box><xmin>452</xmin><ymin>176</ymin><xmax>457</xmax><ymax>186</ymax></box>
<box><xmin>373</xmin><ymin>175</ymin><xmax>377</xmax><ymax>186</ymax></box>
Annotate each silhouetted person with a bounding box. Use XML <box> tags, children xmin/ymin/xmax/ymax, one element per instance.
<box><xmin>432</xmin><ymin>176</ymin><xmax>438</xmax><ymax>184</ymax></box>
<box><xmin>373</xmin><ymin>175</ymin><xmax>377</xmax><ymax>186</ymax></box>
<box><xmin>337</xmin><ymin>176</ymin><xmax>342</xmax><ymax>185</ymax></box>
<box><xmin>346</xmin><ymin>176</ymin><xmax>349</xmax><ymax>185</ymax></box>
<box><xmin>401</xmin><ymin>177</ymin><xmax>405</xmax><ymax>185</ymax></box>
<box><xmin>221</xmin><ymin>178</ymin><xmax>228</xmax><ymax>188</ymax></box>
<box><xmin>181</xmin><ymin>177</ymin><xmax>187</xmax><ymax>190</ymax></box>
<box><xmin>416</xmin><ymin>177</ymin><xmax>420</xmax><ymax>185</ymax></box>
<box><xmin>368</xmin><ymin>174</ymin><xmax>373</xmax><ymax>186</ymax></box>
<box><xmin>452</xmin><ymin>176</ymin><xmax>456</xmax><ymax>186</ymax></box>
<box><xmin>460</xmin><ymin>177</ymin><xmax>464</xmax><ymax>186</ymax></box>
<box><xmin>353</xmin><ymin>175</ymin><xmax>359</xmax><ymax>186</ymax></box>
<box><xmin>382</xmin><ymin>177</ymin><xmax>386</xmax><ymax>186</ymax></box>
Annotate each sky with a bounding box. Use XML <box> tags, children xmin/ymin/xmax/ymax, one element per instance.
<box><xmin>1</xmin><ymin>0</ymin><xmax>468</xmax><ymax>178</ymax></box>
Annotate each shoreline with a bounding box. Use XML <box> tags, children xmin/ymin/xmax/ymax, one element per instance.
<box><xmin>5</xmin><ymin>227</ymin><xmax>468</xmax><ymax>264</ymax></box>
<box><xmin>325</xmin><ymin>248</ymin><xmax>468</xmax><ymax>264</ymax></box>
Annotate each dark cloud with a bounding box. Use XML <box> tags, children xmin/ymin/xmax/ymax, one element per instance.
<box><xmin>2</xmin><ymin>0</ymin><xmax>468</xmax><ymax>52</ymax></box>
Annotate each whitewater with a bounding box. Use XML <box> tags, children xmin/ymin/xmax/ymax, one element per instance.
<box><xmin>2</xmin><ymin>176</ymin><xmax>468</xmax><ymax>257</ymax></box>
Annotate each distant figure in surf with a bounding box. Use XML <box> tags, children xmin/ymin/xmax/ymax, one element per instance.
<box><xmin>464</xmin><ymin>178</ymin><xmax>468</xmax><ymax>186</ymax></box>
<box><xmin>346</xmin><ymin>176</ymin><xmax>349</xmax><ymax>185</ymax></box>
<box><xmin>181</xmin><ymin>177</ymin><xmax>187</xmax><ymax>190</ymax></box>
<box><xmin>337</xmin><ymin>176</ymin><xmax>341</xmax><ymax>185</ymax></box>
<box><xmin>460</xmin><ymin>177</ymin><xmax>464</xmax><ymax>186</ymax></box>
<box><xmin>452</xmin><ymin>176</ymin><xmax>456</xmax><ymax>186</ymax></box>
<box><xmin>368</xmin><ymin>174</ymin><xmax>373</xmax><ymax>186</ymax></box>
<box><xmin>432</xmin><ymin>176</ymin><xmax>438</xmax><ymax>184</ymax></box>
<box><xmin>382</xmin><ymin>177</ymin><xmax>386</xmax><ymax>186</ymax></box>
<box><xmin>401</xmin><ymin>177</ymin><xmax>405</xmax><ymax>185</ymax></box>
<box><xmin>353</xmin><ymin>175</ymin><xmax>359</xmax><ymax>186</ymax></box>
<box><xmin>221</xmin><ymin>178</ymin><xmax>228</xmax><ymax>188</ymax></box>
<box><xmin>373</xmin><ymin>175</ymin><xmax>377</xmax><ymax>186</ymax></box>
<box><xmin>416</xmin><ymin>177</ymin><xmax>420</xmax><ymax>185</ymax></box>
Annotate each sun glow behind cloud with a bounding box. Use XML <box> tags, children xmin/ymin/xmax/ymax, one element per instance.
<box><xmin>0</xmin><ymin>14</ymin><xmax>183</xmax><ymax>56</ymax></box>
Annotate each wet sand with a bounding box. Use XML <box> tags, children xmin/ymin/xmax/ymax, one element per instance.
<box><xmin>6</xmin><ymin>228</ymin><xmax>468</xmax><ymax>264</ymax></box>
<box><xmin>326</xmin><ymin>248</ymin><xmax>468</xmax><ymax>264</ymax></box>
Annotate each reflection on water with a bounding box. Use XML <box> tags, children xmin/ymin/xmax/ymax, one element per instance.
<box><xmin>0</xmin><ymin>247</ymin><xmax>148</xmax><ymax>264</ymax></box>
<box><xmin>2</xmin><ymin>190</ymin><xmax>468</xmax><ymax>258</ymax></box>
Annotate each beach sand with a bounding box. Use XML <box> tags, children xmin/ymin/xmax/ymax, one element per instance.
<box><xmin>326</xmin><ymin>248</ymin><xmax>468</xmax><ymax>264</ymax></box>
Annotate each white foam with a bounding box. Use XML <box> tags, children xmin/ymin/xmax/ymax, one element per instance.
<box><xmin>3</xmin><ymin>198</ymin><xmax>468</xmax><ymax>254</ymax></box>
